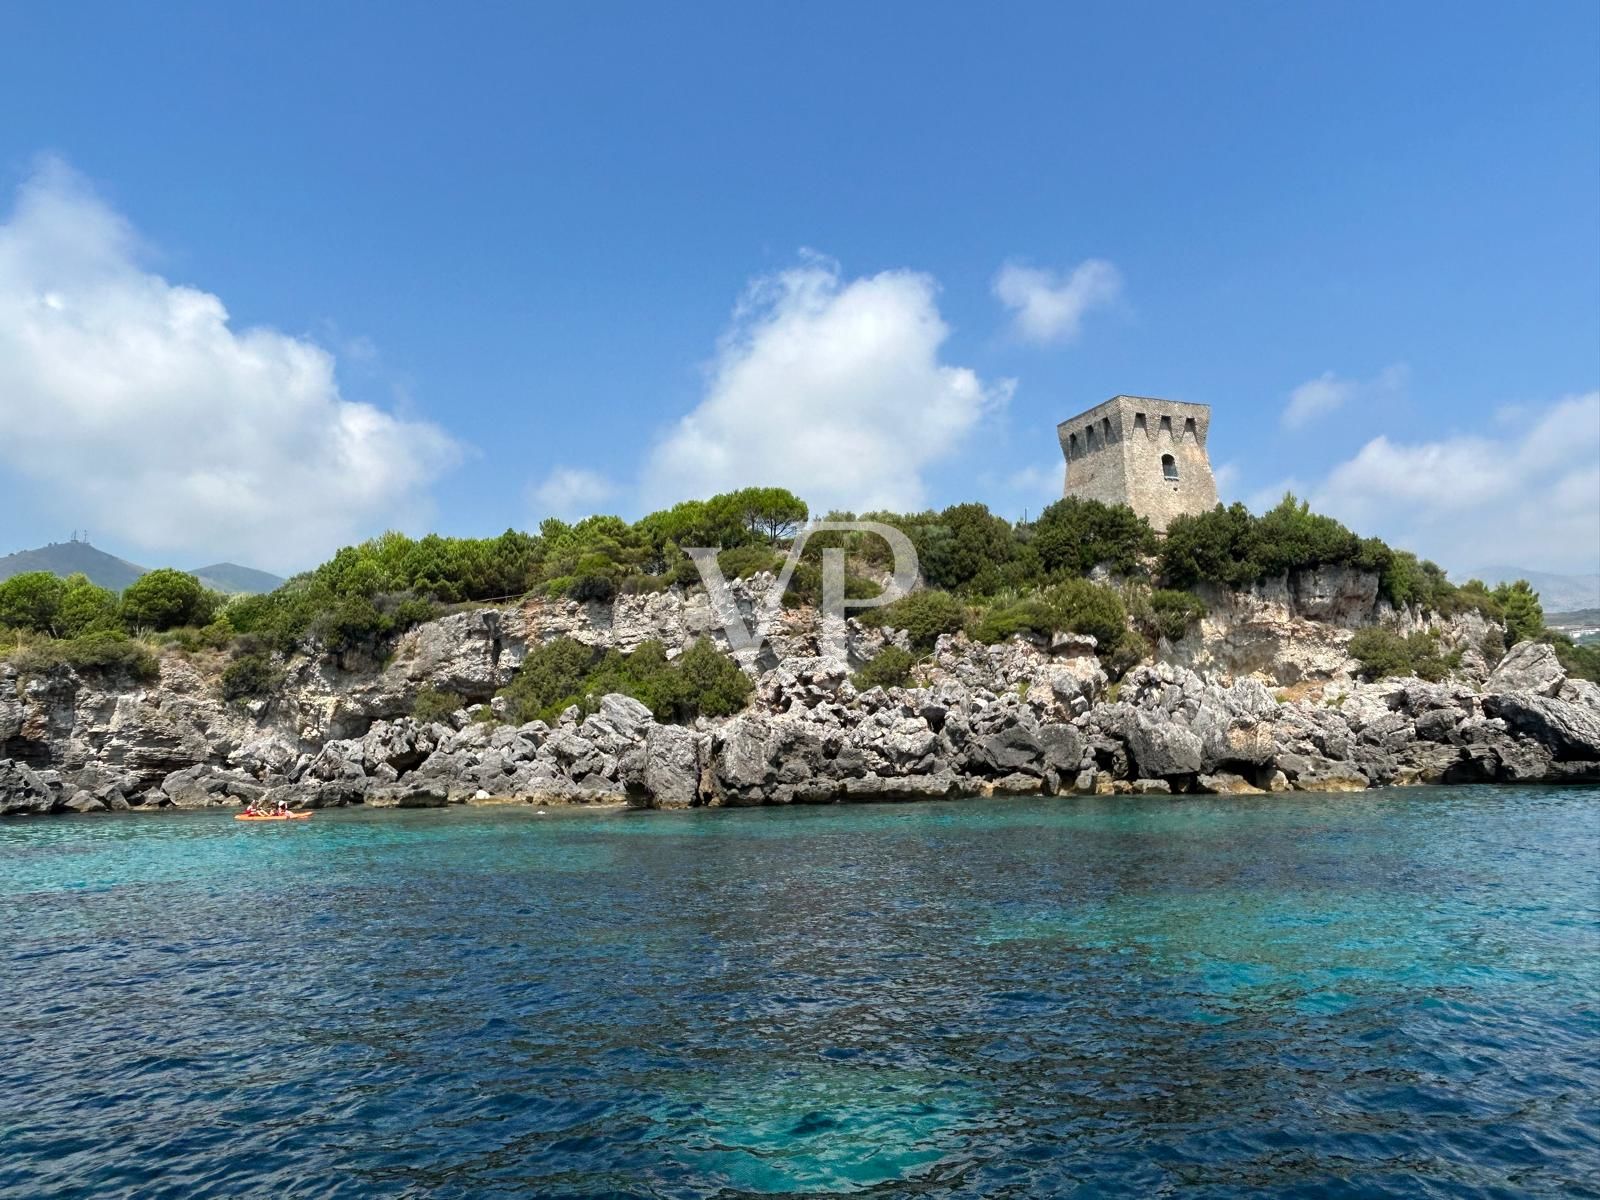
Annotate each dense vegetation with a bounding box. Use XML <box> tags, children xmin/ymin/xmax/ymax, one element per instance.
<box><xmin>1347</xmin><ymin>628</ymin><xmax>1461</xmax><ymax>683</ymax></box>
<box><xmin>496</xmin><ymin>637</ymin><xmax>751</xmax><ymax>725</ymax></box>
<box><xmin>3</xmin><ymin>485</ymin><xmax>1593</xmax><ymax>698</ymax></box>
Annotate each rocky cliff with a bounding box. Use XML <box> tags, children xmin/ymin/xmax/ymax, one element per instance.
<box><xmin>3</xmin><ymin>570</ymin><xmax>1597</xmax><ymax>816</ymax></box>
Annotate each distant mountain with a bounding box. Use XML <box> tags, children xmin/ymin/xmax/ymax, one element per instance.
<box><xmin>1468</xmin><ymin>567</ymin><xmax>1600</xmax><ymax>614</ymax></box>
<box><xmin>0</xmin><ymin>541</ymin><xmax>147</xmax><ymax>593</ymax></box>
<box><xmin>190</xmin><ymin>563</ymin><xmax>285</xmax><ymax>595</ymax></box>
<box><xmin>0</xmin><ymin>541</ymin><xmax>283</xmax><ymax>595</ymax></box>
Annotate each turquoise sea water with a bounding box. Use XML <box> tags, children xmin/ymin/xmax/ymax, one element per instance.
<box><xmin>2</xmin><ymin>786</ymin><xmax>1597</xmax><ymax>1198</ymax></box>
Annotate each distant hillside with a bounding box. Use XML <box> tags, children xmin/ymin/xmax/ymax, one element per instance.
<box><xmin>0</xmin><ymin>541</ymin><xmax>282</xmax><ymax>595</ymax></box>
<box><xmin>190</xmin><ymin>563</ymin><xmax>286</xmax><ymax>595</ymax></box>
<box><xmin>1468</xmin><ymin>567</ymin><xmax>1600</xmax><ymax>614</ymax></box>
<box><xmin>1547</xmin><ymin>609</ymin><xmax>1600</xmax><ymax>646</ymax></box>
<box><xmin>0</xmin><ymin>541</ymin><xmax>147</xmax><ymax>592</ymax></box>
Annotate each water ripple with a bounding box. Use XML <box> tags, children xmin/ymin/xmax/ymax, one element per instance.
<box><xmin>1</xmin><ymin>787</ymin><xmax>1597</xmax><ymax>1197</ymax></box>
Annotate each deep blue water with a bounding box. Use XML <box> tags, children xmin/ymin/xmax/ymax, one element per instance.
<box><xmin>2</xmin><ymin>787</ymin><xmax>1597</xmax><ymax>1199</ymax></box>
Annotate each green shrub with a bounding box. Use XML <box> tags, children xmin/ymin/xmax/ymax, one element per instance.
<box><xmin>0</xmin><ymin>572</ymin><xmax>67</xmax><ymax>635</ymax></box>
<box><xmin>918</xmin><ymin>503</ymin><xmax>1017</xmax><ymax>593</ymax></box>
<box><xmin>1493</xmin><ymin>580</ymin><xmax>1543</xmax><ymax>646</ymax></box>
<box><xmin>1159</xmin><ymin>502</ymin><xmax>1260</xmax><ymax>591</ymax></box>
<box><xmin>158</xmin><ymin>620</ymin><xmax>235</xmax><ymax>653</ymax></box>
<box><xmin>1548</xmin><ymin>633</ymin><xmax>1600</xmax><ymax>683</ymax></box>
<box><xmin>1145</xmin><ymin>589</ymin><xmax>1207</xmax><ymax>642</ymax></box>
<box><xmin>10</xmin><ymin>630</ymin><xmax>160</xmax><ymax>681</ymax></box>
<box><xmin>121</xmin><ymin>569</ymin><xmax>222</xmax><ymax>632</ymax></box>
<box><xmin>853</xmin><ymin>645</ymin><xmax>917</xmax><ymax>691</ymax></box>
<box><xmin>1042</xmin><ymin>578</ymin><xmax>1128</xmax><ymax>649</ymax></box>
<box><xmin>864</xmin><ymin>589</ymin><xmax>966</xmax><ymax>650</ymax></box>
<box><xmin>388</xmin><ymin>595</ymin><xmax>441</xmax><ymax>629</ymax></box>
<box><xmin>671</xmin><ymin>637</ymin><xmax>754</xmax><ymax>718</ymax></box>
<box><xmin>566</xmin><ymin>553</ymin><xmax>619</xmax><ymax>603</ymax></box>
<box><xmin>971</xmin><ymin>597</ymin><xmax>1055</xmax><ymax>644</ymax></box>
<box><xmin>716</xmin><ymin>544</ymin><xmax>785</xmax><ymax>579</ymax></box>
<box><xmin>220</xmin><ymin>650</ymin><xmax>281</xmax><ymax>701</ymax></box>
<box><xmin>495</xmin><ymin>635</ymin><xmax>750</xmax><ymax>724</ymax></box>
<box><xmin>617</xmin><ymin>572</ymin><xmax>670</xmax><ymax>595</ymax></box>
<box><xmin>973</xmin><ymin>579</ymin><xmax>1128</xmax><ymax>653</ymax></box>
<box><xmin>1160</xmin><ymin>495</ymin><xmax>1363</xmax><ymax>591</ymax></box>
<box><xmin>779</xmin><ymin>562</ymin><xmax>882</xmax><ymax>610</ymax></box>
<box><xmin>58</xmin><ymin>574</ymin><xmax>120</xmax><ymax>637</ymax></box>
<box><xmin>1479</xmin><ymin>631</ymin><xmax>1508</xmax><ymax>670</ymax></box>
<box><xmin>1348</xmin><ymin>627</ymin><xmax>1459</xmax><ymax>682</ymax></box>
<box><xmin>1251</xmin><ymin>495</ymin><xmax>1362</xmax><ymax>578</ymax></box>
<box><xmin>1157</xmin><ymin>495</ymin><xmax>1516</xmax><ymax>623</ymax></box>
<box><xmin>311</xmin><ymin>595</ymin><xmax>390</xmax><ymax>653</ymax></box>
<box><xmin>1031</xmin><ymin>498</ymin><xmax>1156</xmax><ymax>577</ymax></box>
<box><xmin>498</xmin><ymin>637</ymin><xmax>599</xmax><ymax>723</ymax></box>
<box><xmin>411</xmin><ymin>684</ymin><xmax>466</xmax><ymax>724</ymax></box>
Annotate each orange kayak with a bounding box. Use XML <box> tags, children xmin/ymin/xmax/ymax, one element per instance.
<box><xmin>235</xmin><ymin>812</ymin><xmax>313</xmax><ymax>821</ymax></box>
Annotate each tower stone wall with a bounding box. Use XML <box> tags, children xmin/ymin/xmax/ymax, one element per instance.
<box><xmin>1057</xmin><ymin>395</ymin><xmax>1219</xmax><ymax>532</ymax></box>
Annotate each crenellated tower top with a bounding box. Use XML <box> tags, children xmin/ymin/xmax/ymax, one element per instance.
<box><xmin>1057</xmin><ymin>395</ymin><xmax>1219</xmax><ymax>532</ymax></box>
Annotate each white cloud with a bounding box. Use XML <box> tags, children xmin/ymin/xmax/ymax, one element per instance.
<box><xmin>0</xmin><ymin>159</ymin><xmax>460</xmax><ymax>572</ymax></box>
<box><xmin>1007</xmin><ymin>461</ymin><xmax>1063</xmax><ymax>497</ymax></box>
<box><xmin>1306</xmin><ymin>391</ymin><xmax>1600</xmax><ymax>574</ymax></box>
<box><xmin>992</xmin><ymin>258</ymin><xmax>1121</xmax><ymax>344</ymax></box>
<box><xmin>1212</xmin><ymin>460</ymin><xmax>1241</xmax><ymax>501</ymax></box>
<box><xmin>1282</xmin><ymin>363</ymin><xmax>1407</xmax><ymax>429</ymax></box>
<box><xmin>530</xmin><ymin>466</ymin><xmax>616</xmax><ymax>519</ymax></box>
<box><xmin>643</xmin><ymin>254</ymin><xmax>1009</xmax><ymax>513</ymax></box>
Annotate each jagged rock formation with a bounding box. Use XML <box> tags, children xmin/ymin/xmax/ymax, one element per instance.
<box><xmin>1171</xmin><ymin>565</ymin><xmax>1499</xmax><ymax>684</ymax></box>
<box><xmin>3</xmin><ymin>570</ymin><xmax>1597</xmax><ymax>816</ymax></box>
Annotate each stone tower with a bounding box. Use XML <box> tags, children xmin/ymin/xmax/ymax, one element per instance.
<box><xmin>1057</xmin><ymin>395</ymin><xmax>1219</xmax><ymax>532</ymax></box>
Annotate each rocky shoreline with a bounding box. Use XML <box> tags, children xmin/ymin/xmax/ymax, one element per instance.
<box><xmin>4</xmin><ymin>570</ymin><xmax>1598</xmax><ymax>817</ymax></box>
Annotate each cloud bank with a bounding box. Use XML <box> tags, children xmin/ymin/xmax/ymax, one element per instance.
<box><xmin>644</xmin><ymin>255</ymin><xmax>1009</xmax><ymax>513</ymax></box>
<box><xmin>992</xmin><ymin>258</ymin><xmax>1121</xmax><ymax>344</ymax></box>
<box><xmin>0</xmin><ymin>159</ymin><xmax>459</xmax><ymax>572</ymax></box>
<box><xmin>530</xmin><ymin>466</ymin><xmax>617</xmax><ymax>519</ymax></box>
<box><xmin>1282</xmin><ymin>363</ymin><xmax>1408</xmax><ymax>429</ymax></box>
<box><xmin>1306</xmin><ymin>391</ymin><xmax>1599</xmax><ymax>574</ymax></box>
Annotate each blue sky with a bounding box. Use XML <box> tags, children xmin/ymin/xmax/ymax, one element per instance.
<box><xmin>1</xmin><ymin>1</ymin><xmax>1596</xmax><ymax>576</ymax></box>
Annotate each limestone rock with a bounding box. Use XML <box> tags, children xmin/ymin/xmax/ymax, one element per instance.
<box><xmin>578</xmin><ymin>694</ymin><xmax>655</xmax><ymax>756</ymax></box>
<box><xmin>159</xmin><ymin>765</ymin><xmax>265</xmax><ymax>808</ymax></box>
<box><xmin>641</xmin><ymin>723</ymin><xmax>700</xmax><ymax>809</ymax></box>
<box><xmin>0</xmin><ymin>758</ymin><xmax>56</xmax><ymax>815</ymax></box>
<box><xmin>1130</xmin><ymin>778</ymin><xmax>1172</xmax><ymax>795</ymax></box>
<box><xmin>1121</xmin><ymin>709</ymin><xmax>1203</xmax><ymax>778</ymax></box>
<box><xmin>365</xmin><ymin>781</ymin><xmax>452</xmax><ymax>808</ymax></box>
<box><xmin>1195</xmin><ymin>771</ymin><xmax>1264</xmax><ymax>794</ymax></box>
<box><xmin>1486</xmin><ymin>641</ymin><xmax>1566</xmax><ymax>698</ymax></box>
<box><xmin>59</xmin><ymin>790</ymin><xmax>108</xmax><ymax>813</ymax></box>
<box><xmin>1481</xmin><ymin>693</ymin><xmax>1600</xmax><ymax>762</ymax></box>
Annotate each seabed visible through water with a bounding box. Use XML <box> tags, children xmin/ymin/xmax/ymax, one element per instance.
<box><xmin>2</xmin><ymin>786</ymin><xmax>1597</xmax><ymax>1198</ymax></box>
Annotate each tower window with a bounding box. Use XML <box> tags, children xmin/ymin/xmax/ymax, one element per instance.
<box><xmin>1068</xmin><ymin>433</ymin><xmax>1079</xmax><ymax>457</ymax></box>
<box><xmin>1183</xmin><ymin>417</ymin><xmax>1197</xmax><ymax>440</ymax></box>
<box><xmin>1085</xmin><ymin>424</ymin><xmax>1096</xmax><ymax>449</ymax></box>
<box><xmin>1159</xmin><ymin>415</ymin><xmax>1173</xmax><ymax>437</ymax></box>
<box><xmin>1162</xmin><ymin>453</ymin><xmax>1178</xmax><ymax>481</ymax></box>
<box><xmin>1102</xmin><ymin>417</ymin><xmax>1112</xmax><ymax>442</ymax></box>
<box><xmin>1133</xmin><ymin>412</ymin><xmax>1147</xmax><ymax>433</ymax></box>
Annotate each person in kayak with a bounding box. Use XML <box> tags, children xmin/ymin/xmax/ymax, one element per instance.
<box><xmin>242</xmin><ymin>801</ymin><xmax>263</xmax><ymax>816</ymax></box>
<box><xmin>274</xmin><ymin>798</ymin><xmax>290</xmax><ymax>816</ymax></box>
